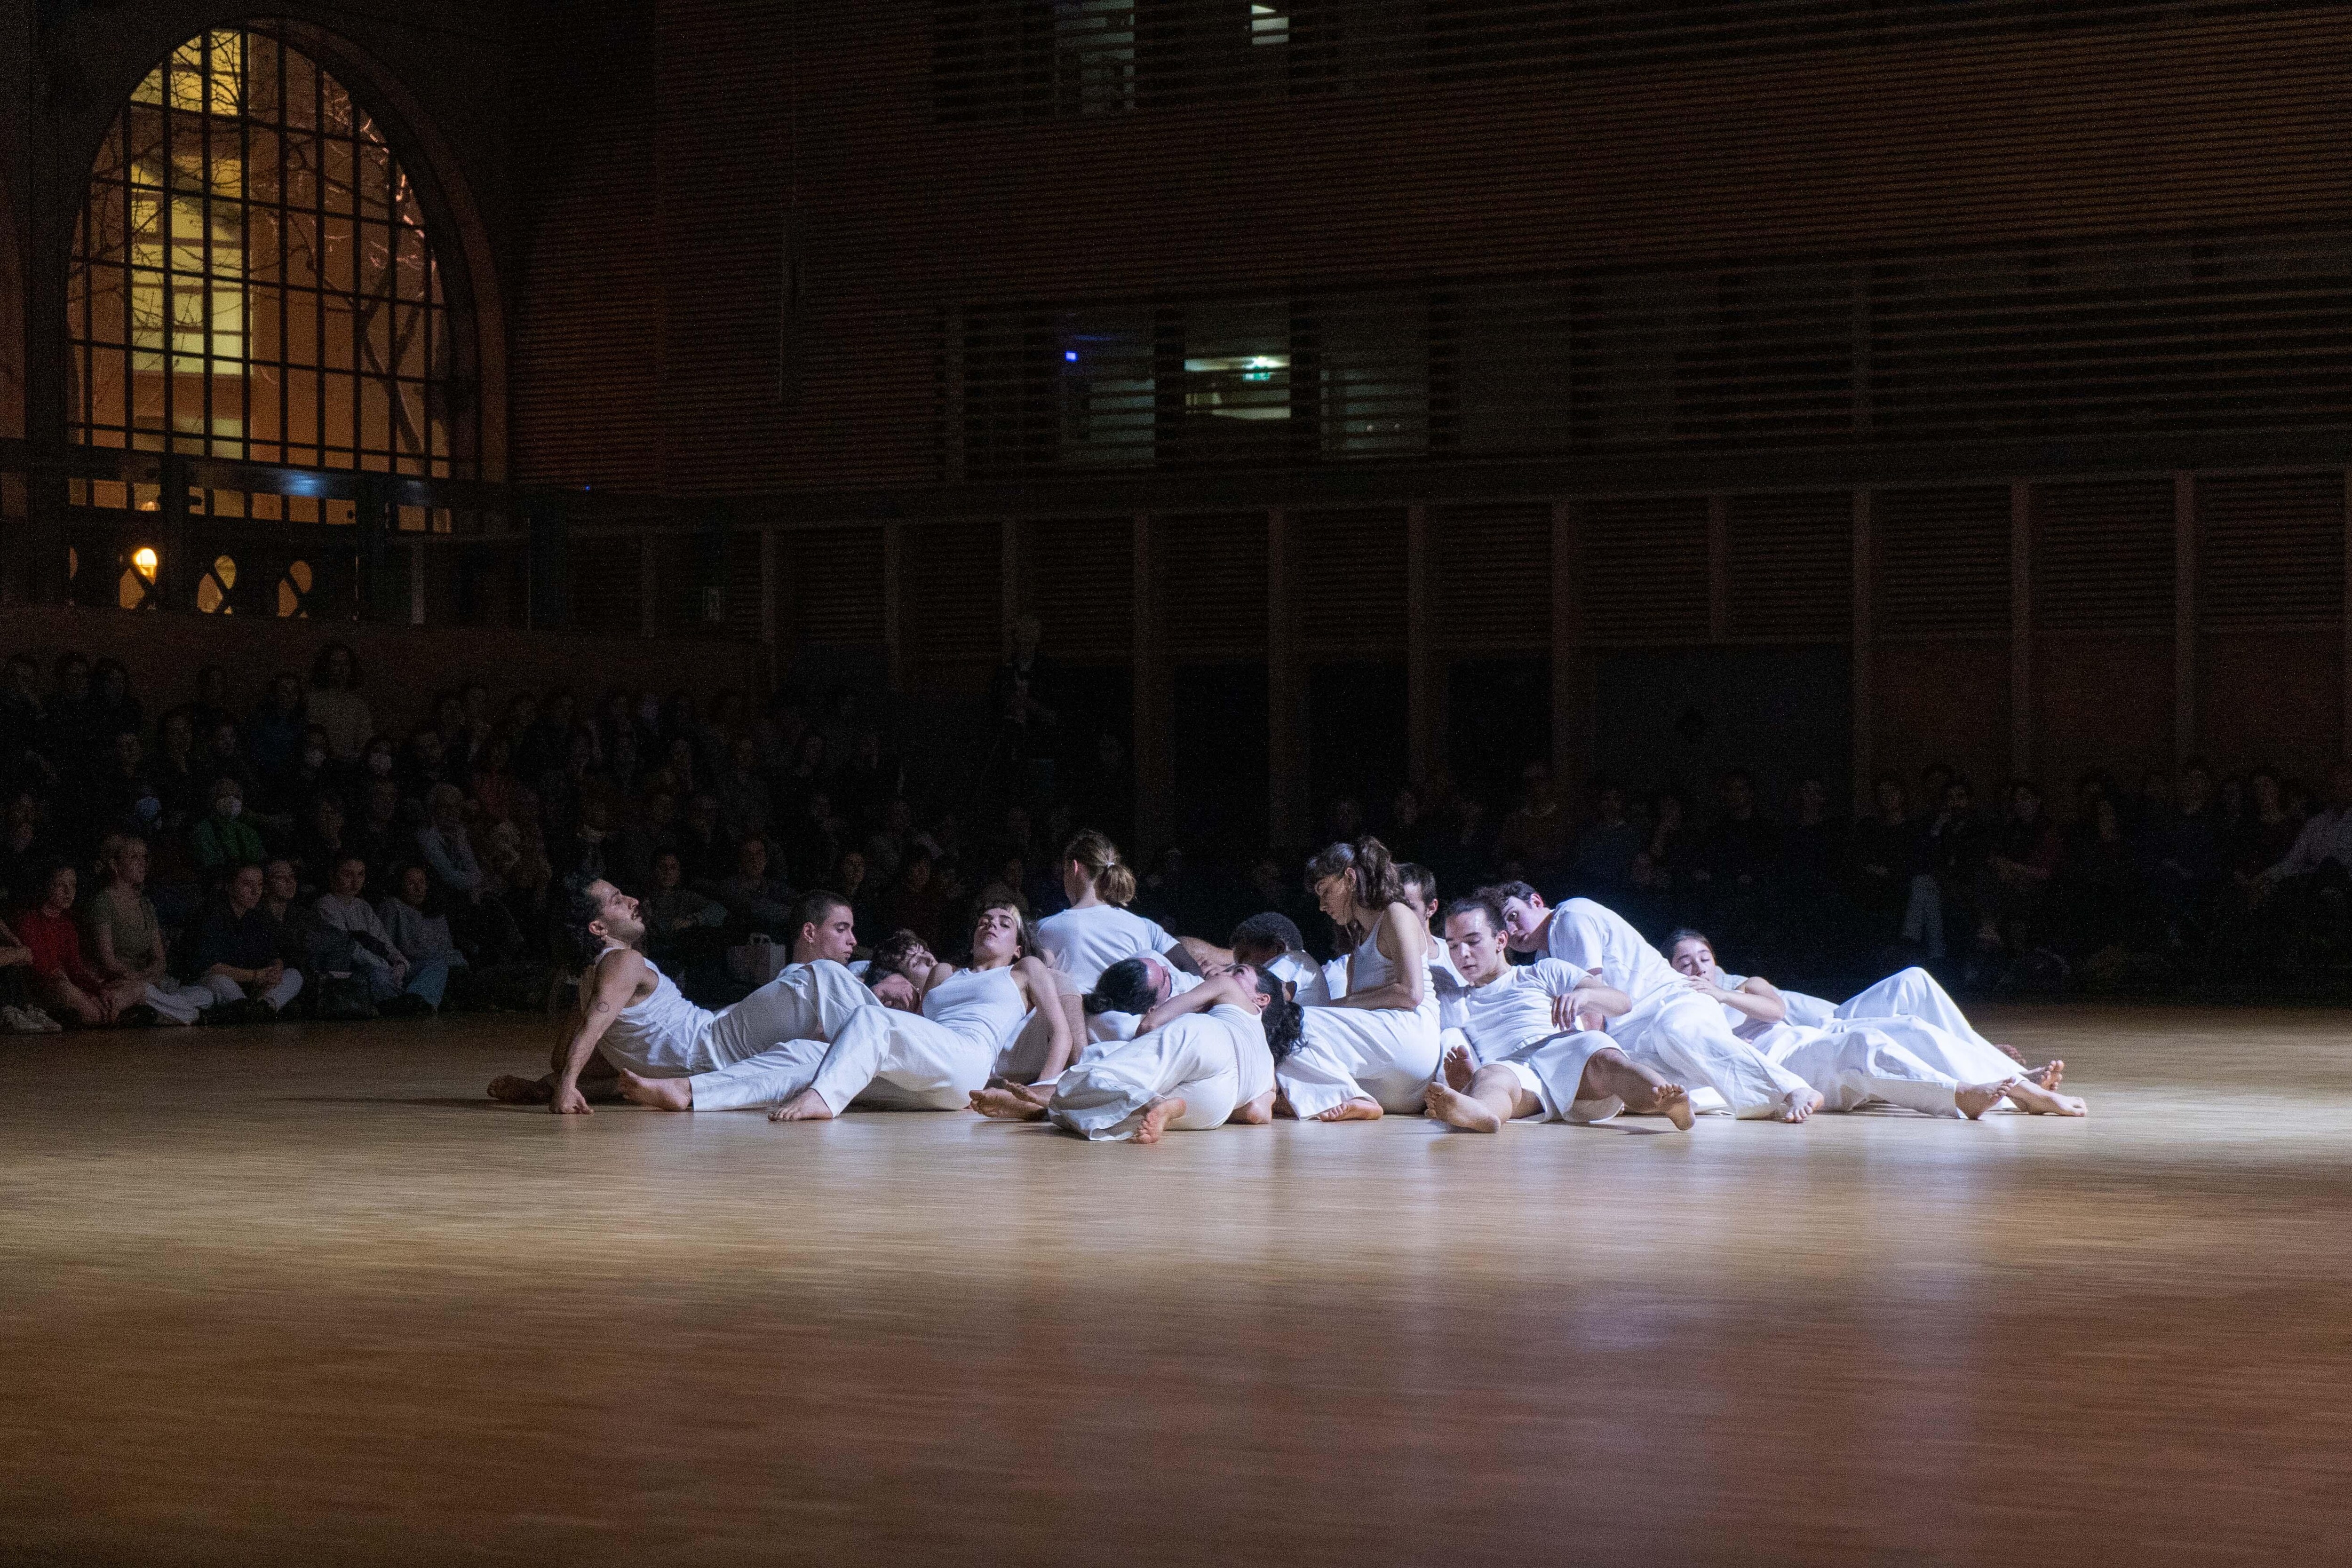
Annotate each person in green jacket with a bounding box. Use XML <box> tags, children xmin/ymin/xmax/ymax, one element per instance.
<box><xmin>190</xmin><ymin>776</ymin><xmax>267</xmax><ymax>870</ymax></box>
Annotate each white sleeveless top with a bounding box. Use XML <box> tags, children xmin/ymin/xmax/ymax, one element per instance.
<box><xmin>923</xmin><ymin>965</ymin><xmax>1034</xmax><ymax>1053</ymax></box>
<box><xmin>599</xmin><ymin>950</ymin><xmax>719</xmax><ymax>1074</ymax></box>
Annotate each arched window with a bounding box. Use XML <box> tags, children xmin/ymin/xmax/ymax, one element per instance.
<box><xmin>64</xmin><ymin>27</ymin><xmax>472</xmax><ymax>526</ymax></box>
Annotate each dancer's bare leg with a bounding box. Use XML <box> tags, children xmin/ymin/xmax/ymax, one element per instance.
<box><xmin>1954</xmin><ymin>1080</ymin><xmax>2010</xmax><ymax>1120</ymax></box>
<box><xmin>1424</xmin><ymin>1063</ymin><xmax>1529</xmax><ymax>1133</ymax></box>
<box><xmin>1133</xmin><ymin>1097</ymin><xmax>1186</xmax><ymax>1144</ymax></box>
<box><xmin>1772</xmin><ymin>1086</ymin><xmax>1826</xmax><ymax>1124</ymax></box>
<box><xmin>769</xmin><ymin>1087</ymin><xmax>836</xmax><ymax>1122</ymax></box>
<box><xmin>1578</xmin><ymin>1047</ymin><xmax>1693</xmax><ymax>1132</ymax></box>
<box><xmin>1312</xmin><ymin>1096</ymin><xmax>1383</xmax><ymax>1123</ymax></box>
<box><xmin>2001</xmin><ymin>1075</ymin><xmax>2088</xmax><ymax>1117</ymax></box>
<box><xmin>969</xmin><ymin>1086</ymin><xmax>1048</xmax><ymax>1121</ymax></box>
<box><xmin>1226</xmin><ymin>1090</ymin><xmax>1275</xmax><ymax>1125</ymax></box>
<box><xmin>617</xmin><ymin>1069</ymin><xmax>692</xmax><ymax>1111</ymax></box>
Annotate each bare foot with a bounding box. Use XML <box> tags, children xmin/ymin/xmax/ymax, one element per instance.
<box><xmin>769</xmin><ymin>1088</ymin><xmax>836</xmax><ymax>1122</ymax></box>
<box><xmin>617</xmin><ymin>1070</ymin><xmax>692</xmax><ymax>1111</ymax></box>
<box><xmin>1311</xmin><ymin>1097</ymin><xmax>1383</xmax><ymax>1123</ymax></box>
<box><xmin>1770</xmin><ymin>1088</ymin><xmax>1824</xmax><ymax>1124</ymax></box>
<box><xmin>969</xmin><ymin>1087</ymin><xmax>1047</xmax><ymax>1121</ymax></box>
<box><xmin>487</xmin><ymin>1074</ymin><xmax>552</xmax><ymax>1105</ymax></box>
<box><xmin>1442</xmin><ymin>1045</ymin><xmax>1478</xmax><ymax>1093</ymax></box>
<box><xmin>1955</xmin><ymin>1080</ymin><xmax>2011</xmax><ymax>1120</ymax></box>
<box><xmin>1424</xmin><ymin>1077</ymin><xmax>1502</xmax><ymax>1133</ymax></box>
<box><xmin>1133</xmin><ymin>1097</ymin><xmax>1185</xmax><ymax>1144</ymax></box>
<box><xmin>2002</xmin><ymin>1077</ymin><xmax>2088</xmax><ymax>1117</ymax></box>
<box><xmin>2026</xmin><ymin>1059</ymin><xmax>2065</xmax><ymax>1089</ymax></box>
<box><xmin>1653</xmin><ymin>1083</ymin><xmax>1694</xmax><ymax>1132</ymax></box>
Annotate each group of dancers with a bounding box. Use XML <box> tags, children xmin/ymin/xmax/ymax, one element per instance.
<box><xmin>487</xmin><ymin>830</ymin><xmax>2087</xmax><ymax>1141</ymax></box>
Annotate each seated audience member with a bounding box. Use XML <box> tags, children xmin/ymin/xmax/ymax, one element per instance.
<box><xmin>81</xmin><ymin>834</ymin><xmax>220</xmax><ymax>1026</ymax></box>
<box><xmin>314</xmin><ymin>855</ymin><xmax>443</xmax><ymax>1014</ymax></box>
<box><xmin>190</xmin><ymin>776</ymin><xmax>268</xmax><ymax>870</ymax></box>
<box><xmin>380</xmin><ymin>863</ymin><xmax>469</xmax><ymax>1001</ymax></box>
<box><xmin>713</xmin><ymin>835</ymin><xmax>795</xmax><ymax>931</ymax></box>
<box><xmin>0</xmin><ymin>789</ymin><xmax>56</xmax><ymax>908</ymax></box>
<box><xmin>2257</xmin><ymin>761</ymin><xmax>2352</xmax><ymax>904</ymax></box>
<box><xmin>246</xmin><ymin>671</ymin><xmax>309</xmax><ymax>784</ymax></box>
<box><xmin>193</xmin><ymin>863</ymin><xmax>305</xmax><ymax>1021</ymax></box>
<box><xmin>269</xmin><ymin>724</ymin><xmax>337</xmax><ymax>819</ymax></box>
<box><xmin>417</xmin><ymin>782</ymin><xmax>522</xmax><ymax>960</ymax></box>
<box><xmin>1568</xmin><ymin>781</ymin><xmax>1642</xmax><ymax>893</ymax></box>
<box><xmin>17</xmin><ymin>863</ymin><xmax>150</xmax><ymax>1026</ymax></box>
<box><xmin>292</xmin><ymin>795</ymin><xmax>350</xmax><ymax>893</ymax></box>
<box><xmin>712</xmin><ymin>736</ymin><xmax>771</xmax><ymax>847</ymax></box>
<box><xmin>675</xmin><ymin>792</ymin><xmax>731</xmax><ymax>886</ymax></box>
<box><xmin>0</xmin><ymin>909</ymin><xmax>58</xmax><ymax>1032</ymax></box>
<box><xmin>151</xmin><ymin>710</ymin><xmax>205</xmax><ymax>833</ymax></box>
<box><xmin>642</xmin><ymin>850</ymin><xmax>727</xmax><ymax>945</ymax></box>
<box><xmin>352</xmin><ymin>778</ymin><xmax>409</xmax><ymax>896</ymax></box>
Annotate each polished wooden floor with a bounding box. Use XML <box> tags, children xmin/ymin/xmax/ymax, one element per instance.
<box><xmin>3</xmin><ymin>1006</ymin><xmax>2349</xmax><ymax>1566</ymax></box>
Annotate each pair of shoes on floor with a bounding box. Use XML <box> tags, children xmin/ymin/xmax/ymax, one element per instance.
<box><xmin>2</xmin><ymin>1004</ymin><xmax>62</xmax><ymax>1033</ymax></box>
<box><xmin>377</xmin><ymin>993</ymin><xmax>437</xmax><ymax>1019</ymax></box>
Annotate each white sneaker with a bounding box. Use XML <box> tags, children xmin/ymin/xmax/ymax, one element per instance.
<box><xmin>0</xmin><ymin>1006</ymin><xmax>33</xmax><ymax>1033</ymax></box>
<box><xmin>29</xmin><ymin>1006</ymin><xmax>64</xmax><ymax>1032</ymax></box>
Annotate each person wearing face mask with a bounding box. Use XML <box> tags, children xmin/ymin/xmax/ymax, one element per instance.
<box><xmin>190</xmin><ymin>776</ymin><xmax>267</xmax><ymax>870</ymax></box>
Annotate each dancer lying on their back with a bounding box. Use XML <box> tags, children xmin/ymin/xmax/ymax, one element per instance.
<box><xmin>1663</xmin><ymin>930</ymin><xmax>2084</xmax><ymax>1119</ymax></box>
<box><xmin>970</xmin><ymin>963</ymin><xmax>1289</xmax><ymax>1142</ymax></box>
<box><xmin>489</xmin><ymin>882</ymin><xmax>873</xmax><ymax>1113</ymax></box>
<box><xmin>766</xmin><ymin>899</ymin><xmax>1071</xmax><ymax>1121</ymax></box>
<box><xmin>1422</xmin><ymin>895</ymin><xmax>1692</xmax><ymax>1133</ymax></box>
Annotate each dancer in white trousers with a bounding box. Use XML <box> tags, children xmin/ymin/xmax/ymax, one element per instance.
<box><xmin>767</xmin><ymin>899</ymin><xmax>1070</xmax><ymax>1120</ymax></box>
<box><xmin>1486</xmin><ymin>884</ymin><xmax>1822</xmax><ymax>1122</ymax></box>
<box><xmin>972</xmin><ymin>965</ymin><xmax>1288</xmax><ymax>1141</ymax></box>
<box><xmin>1421</xmin><ymin>895</ymin><xmax>1693</xmax><ymax>1133</ymax></box>
<box><xmin>1664</xmin><ymin>930</ymin><xmax>2085</xmax><ymax>1118</ymax></box>
<box><xmin>1071</xmin><ymin>950</ymin><xmax>1202</xmax><ymax>1048</ymax></box>
<box><xmin>491</xmin><ymin>885</ymin><xmax>874</xmax><ymax>1113</ymax></box>
<box><xmin>1278</xmin><ymin>838</ymin><xmax>1442</xmax><ymax>1120</ymax></box>
<box><xmin>1778</xmin><ymin>964</ymin><xmax>2061</xmax><ymax>1090</ymax></box>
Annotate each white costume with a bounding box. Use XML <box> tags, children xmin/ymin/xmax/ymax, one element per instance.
<box><xmin>1786</xmin><ymin>966</ymin><xmax>2002</xmax><ymax>1053</ymax></box>
<box><xmin>1263</xmin><ymin>950</ymin><xmax>1332</xmax><ymax>1007</ymax></box>
<box><xmin>809</xmin><ymin>964</ymin><xmax>1027</xmax><ymax>1112</ymax></box>
<box><xmin>1544</xmin><ymin>898</ymin><xmax>1815</xmax><ymax>1119</ymax></box>
<box><xmin>1720</xmin><ymin>968</ymin><xmax>2024</xmax><ymax>1118</ymax></box>
<box><xmin>1279</xmin><ymin>924</ymin><xmax>1442</xmax><ymax>1117</ymax></box>
<box><xmin>1083</xmin><ymin>966</ymin><xmax>1202</xmax><ymax>1048</ymax></box>
<box><xmin>1049</xmin><ymin>1002</ymin><xmax>1277</xmax><ymax>1140</ymax></box>
<box><xmin>592</xmin><ymin>954</ymin><xmax>877</xmax><ymax>1111</ymax></box>
<box><xmin>1034</xmin><ymin>903</ymin><xmax>1181</xmax><ymax>989</ymax></box>
<box><xmin>1441</xmin><ymin>958</ymin><xmax>1623</xmax><ymax>1123</ymax></box>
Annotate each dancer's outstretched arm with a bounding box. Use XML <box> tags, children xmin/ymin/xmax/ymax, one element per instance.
<box><xmin>550</xmin><ymin>949</ymin><xmax>644</xmax><ymax>1115</ymax></box>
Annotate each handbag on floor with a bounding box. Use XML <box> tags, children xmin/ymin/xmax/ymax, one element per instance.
<box><xmin>725</xmin><ymin>935</ymin><xmax>786</xmax><ymax>985</ymax></box>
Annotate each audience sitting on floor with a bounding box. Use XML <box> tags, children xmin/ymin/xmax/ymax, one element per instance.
<box><xmin>3</xmin><ymin>637</ymin><xmax>2349</xmax><ymax>1032</ymax></box>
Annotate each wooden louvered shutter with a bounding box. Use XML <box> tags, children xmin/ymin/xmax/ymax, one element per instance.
<box><xmin>1875</xmin><ymin>488</ymin><xmax>2010</xmax><ymax>640</ymax></box>
<box><xmin>901</xmin><ymin>523</ymin><xmax>1003</xmax><ymax>684</ymax></box>
<box><xmin>2199</xmin><ymin>474</ymin><xmax>2345</xmax><ymax>629</ymax></box>
<box><xmin>1024</xmin><ymin>518</ymin><xmax>1135</xmax><ymax>660</ymax></box>
<box><xmin>2034</xmin><ymin>480</ymin><xmax>2174</xmax><ymax>634</ymax></box>
<box><xmin>1159</xmin><ymin>513</ymin><xmax>1269</xmax><ymax>658</ymax></box>
<box><xmin>1430</xmin><ymin>503</ymin><xmax>1549</xmax><ymax>652</ymax></box>
<box><xmin>1724</xmin><ymin>493</ymin><xmax>1850</xmax><ymax>642</ymax></box>
<box><xmin>1291</xmin><ymin>509</ymin><xmax>1408</xmax><ymax>656</ymax></box>
<box><xmin>1580</xmin><ymin>497</ymin><xmax>1707</xmax><ymax>645</ymax></box>
<box><xmin>784</xmin><ymin>527</ymin><xmax>887</xmax><ymax>646</ymax></box>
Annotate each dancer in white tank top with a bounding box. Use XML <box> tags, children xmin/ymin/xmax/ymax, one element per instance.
<box><xmin>766</xmin><ymin>897</ymin><xmax>1071</xmax><ymax>1120</ymax></box>
<box><xmin>1663</xmin><ymin>931</ymin><xmax>2085</xmax><ymax>1118</ymax></box>
<box><xmin>490</xmin><ymin>882</ymin><xmax>875</xmax><ymax>1114</ymax></box>
<box><xmin>973</xmin><ymin>965</ymin><xmax>1288</xmax><ymax>1141</ymax></box>
<box><xmin>1421</xmin><ymin>895</ymin><xmax>1693</xmax><ymax>1132</ymax></box>
<box><xmin>1276</xmin><ymin>838</ymin><xmax>1442</xmax><ymax>1120</ymax></box>
<box><xmin>1488</xmin><ymin>885</ymin><xmax>1824</xmax><ymax>1122</ymax></box>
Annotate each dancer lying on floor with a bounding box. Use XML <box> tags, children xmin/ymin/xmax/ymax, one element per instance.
<box><xmin>1663</xmin><ymin>930</ymin><xmax>2085</xmax><ymax>1119</ymax></box>
<box><xmin>1421</xmin><ymin>895</ymin><xmax>1693</xmax><ymax>1133</ymax></box>
<box><xmin>969</xmin><ymin>964</ymin><xmax>1290</xmax><ymax>1141</ymax></box>
<box><xmin>1486</xmin><ymin>885</ymin><xmax>1823</xmax><ymax>1123</ymax></box>
<box><xmin>489</xmin><ymin>882</ymin><xmax>874</xmax><ymax>1114</ymax></box>
<box><xmin>760</xmin><ymin>899</ymin><xmax>1072</xmax><ymax>1121</ymax></box>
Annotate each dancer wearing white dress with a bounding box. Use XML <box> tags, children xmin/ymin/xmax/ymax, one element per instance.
<box><xmin>1777</xmin><ymin>963</ymin><xmax>2050</xmax><ymax>1085</ymax></box>
<box><xmin>491</xmin><ymin>884</ymin><xmax>877</xmax><ymax>1114</ymax></box>
<box><xmin>1485</xmin><ymin>884</ymin><xmax>1823</xmax><ymax>1122</ymax></box>
<box><xmin>971</xmin><ymin>965</ymin><xmax>1289</xmax><ymax>1141</ymax></box>
<box><xmin>1173</xmin><ymin>912</ymin><xmax>1333</xmax><ymax>1006</ymax></box>
<box><xmin>1421</xmin><ymin>896</ymin><xmax>1693</xmax><ymax>1133</ymax></box>
<box><xmin>1663</xmin><ymin>930</ymin><xmax>2085</xmax><ymax>1118</ymax></box>
<box><xmin>1279</xmin><ymin>838</ymin><xmax>1443</xmax><ymax>1121</ymax></box>
<box><xmin>1071</xmin><ymin>950</ymin><xmax>1203</xmax><ymax>1046</ymax></box>
<box><xmin>767</xmin><ymin>900</ymin><xmax>1071</xmax><ymax>1120</ymax></box>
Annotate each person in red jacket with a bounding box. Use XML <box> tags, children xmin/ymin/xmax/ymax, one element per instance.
<box><xmin>15</xmin><ymin>863</ymin><xmax>148</xmax><ymax>1026</ymax></box>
